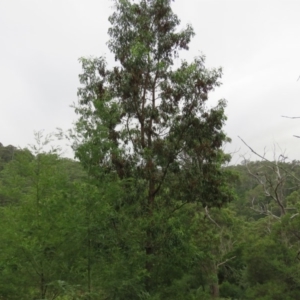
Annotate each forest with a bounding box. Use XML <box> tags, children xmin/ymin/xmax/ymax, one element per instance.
<box><xmin>1</xmin><ymin>0</ymin><xmax>300</xmax><ymax>299</ymax></box>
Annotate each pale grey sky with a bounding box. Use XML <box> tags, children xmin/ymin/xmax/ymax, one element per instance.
<box><xmin>1</xmin><ymin>0</ymin><xmax>300</xmax><ymax>163</ymax></box>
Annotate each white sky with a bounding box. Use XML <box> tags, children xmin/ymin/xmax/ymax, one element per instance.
<box><xmin>1</xmin><ymin>0</ymin><xmax>300</xmax><ymax>163</ymax></box>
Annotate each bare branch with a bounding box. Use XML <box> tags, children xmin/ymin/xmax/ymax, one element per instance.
<box><xmin>249</xmin><ymin>207</ymin><xmax>281</xmax><ymax>219</ymax></box>
<box><xmin>242</xmin><ymin>148</ymin><xmax>286</xmax><ymax>216</ymax></box>
<box><xmin>290</xmin><ymin>213</ymin><xmax>299</xmax><ymax>219</ymax></box>
<box><xmin>217</xmin><ymin>256</ymin><xmax>236</xmax><ymax>268</ymax></box>
<box><xmin>238</xmin><ymin>136</ymin><xmax>300</xmax><ymax>183</ymax></box>
<box><xmin>205</xmin><ymin>206</ymin><xmax>221</xmax><ymax>229</ymax></box>
<box><xmin>282</xmin><ymin>116</ymin><xmax>300</xmax><ymax>119</ymax></box>
<box><xmin>281</xmin><ymin>117</ymin><xmax>300</xmax><ymax>137</ymax></box>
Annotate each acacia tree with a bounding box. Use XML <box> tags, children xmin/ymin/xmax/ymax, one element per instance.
<box><xmin>74</xmin><ymin>0</ymin><xmax>234</xmax><ymax>296</ymax></box>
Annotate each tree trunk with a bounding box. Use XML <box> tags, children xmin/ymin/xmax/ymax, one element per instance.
<box><xmin>145</xmin><ymin>176</ymin><xmax>155</xmax><ymax>291</ymax></box>
<box><xmin>209</xmin><ymin>265</ymin><xmax>219</xmax><ymax>299</ymax></box>
<box><xmin>210</xmin><ymin>282</ymin><xmax>219</xmax><ymax>298</ymax></box>
<box><xmin>40</xmin><ymin>271</ymin><xmax>47</xmax><ymax>299</ymax></box>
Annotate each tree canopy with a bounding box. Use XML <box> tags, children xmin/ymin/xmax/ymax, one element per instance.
<box><xmin>71</xmin><ymin>0</ymin><xmax>235</xmax><ymax>297</ymax></box>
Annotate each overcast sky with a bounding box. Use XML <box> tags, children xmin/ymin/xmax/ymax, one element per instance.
<box><xmin>1</xmin><ymin>0</ymin><xmax>300</xmax><ymax>163</ymax></box>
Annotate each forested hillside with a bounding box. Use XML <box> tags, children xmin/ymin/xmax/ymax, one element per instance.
<box><xmin>1</xmin><ymin>0</ymin><xmax>300</xmax><ymax>299</ymax></box>
<box><xmin>1</xmin><ymin>140</ymin><xmax>300</xmax><ymax>299</ymax></box>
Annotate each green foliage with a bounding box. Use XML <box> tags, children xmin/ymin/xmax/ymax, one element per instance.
<box><xmin>5</xmin><ymin>1</ymin><xmax>300</xmax><ymax>299</ymax></box>
<box><xmin>224</xmin><ymin>160</ymin><xmax>300</xmax><ymax>299</ymax></box>
<box><xmin>2</xmin><ymin>143</ymin><xmax>300</xmax><ymax>298</ymax></box>
<box><xmin>0</xmin><ymin>133</ymin><xmax>94</xmax><ymax>299</ymax></box>
<box><xmin>72</xmin><ymin>0</ymin><xmax>235</xmax><ymax>297</ymax></box>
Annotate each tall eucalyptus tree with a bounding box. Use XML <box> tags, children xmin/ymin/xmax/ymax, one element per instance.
<box><xmin>74</xmin><ymin>0</ymin><xmax>234</xmax><ymax>296</ymax></box>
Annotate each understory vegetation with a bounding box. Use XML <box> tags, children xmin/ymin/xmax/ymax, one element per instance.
<box><xmin>2</xmin><ymin>140</ymin><xmax>300</xmax><ymax>300</ymax></box>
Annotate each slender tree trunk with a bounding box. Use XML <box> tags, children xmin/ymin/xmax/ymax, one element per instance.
<box><xmin>209</xmin><ymin>265</ymin><xmax>219</xmax><ymax>299</ymax></box>
<box><xmin>87</xmin><ymin>235</ymin><xmax>91</xmax><ymax>298</ymax></box>
<box><xmin>86</xmin><ymin>193</ymin><xmax>92</xmax><ymax>299</ymax></box>
<box><xmin>145</xmin><ymin>228</ymin><xmax>153</xmax><ymax>290</ymax></box>
<box><xmin>210</xmin><ymin>282</ymin><xmax>219</xmax><ymax>299</ymax></box>
<box><xmin>145</xmin><ymin>176</ymin><xmax>155</xmax><ymax>291</ymax></box>
<box><xmin>40</xmin><ymin>270</ymin><xmax>47</xmax><ymax>299</ymax></box>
